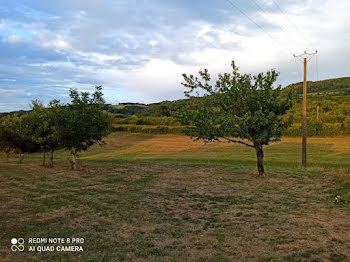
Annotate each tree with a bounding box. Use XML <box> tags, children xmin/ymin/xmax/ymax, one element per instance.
<box><xmin>0</xmin><ymin>113</ymin><xmax>39</xmax><ymax>163</ymax></box>
<box><xmin>29</xmin><ymin>101</ymin><xmax>59</xmax><ymax>167</ymax></box>
<box><xmin>179</xmin><ymin>61</ymin><xmax>293</xmax><ymax>176</ymax></box>
<box><xmin>154</xmin><ymin>105</ymin><xmax>171</xmax><ymax>117</ymax></box>
<box><xmin>16</xmin><ymin>113</ymin><xmax>41</xmax><ymax>163</ymax></box>
<box><xmin>0</xmin><ymin>115</ymin><xmax>19</xmax><ymax>162</ymax></box>
<box><xmin>55</xmin><ymin>86</ymin><xmax>112</xmax><ymax>170</ymax></box>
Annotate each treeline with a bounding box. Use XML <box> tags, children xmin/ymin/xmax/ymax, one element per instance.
<box><xmin>114</xmin><ymin>116</ymin><xmax>180</xmax><ymax>126</ymax></box>
<box><xmin>112</xmin><ymin>107</ymin><xmax>350</xmax><ymax>136</ymax></box>
<box><xmin>112</xmin><ymin>122</ymin><xmax>350</xmax><ymax>136</ymax></box>
<box><xmin>0</xmin><ymin>110</ymin><xmax>29</xmax><ymax>118</ymax></box>
<box><xmin>104</xmin><ymin>103</ymin><xmax>147</xmax><ymax>116</ymax></box>
<box><xmin>110</xmin><ymin>78</ymin><xmax>350</xmax><ymax>136</ymax></box>
<box><xmin>0</xmin><ymin>86</ymin><xmax>112</xmax><ymax>169</ymax></box>
<box><xmin>113</xmin><ymin>125</ymin><xmax>184</xmax><ymax>134</ymax></box>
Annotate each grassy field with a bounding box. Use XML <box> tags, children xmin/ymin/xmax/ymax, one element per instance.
<box><xmin>12</xmin><ymin>133</ymin><xmax>349</xmax><ymax>170</ymax></box>
<box><xmin>1</xmin><ymin>133</ymin><xmax>350</xmax><ymax>261</ymax></box>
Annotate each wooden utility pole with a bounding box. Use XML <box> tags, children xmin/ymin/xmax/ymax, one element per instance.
<box><xmin>317</xmin><ymin>106</ymin><xmax>320</xmax><ymax>121</ymax></box>
<box><xmin>294</xmin><ymin>51</ymin><xmax>317</xmax><ymax>167</ymax></box>
<box><xmin>302</xmin><ymin>57</ymin><xmax>307</xmax><ymax>167</ymax></box>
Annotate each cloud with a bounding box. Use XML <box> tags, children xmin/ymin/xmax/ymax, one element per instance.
<box><xmin>0</xmin><ymin>0</ymin><xmax>349</xmax><ymax>112</ymax></box>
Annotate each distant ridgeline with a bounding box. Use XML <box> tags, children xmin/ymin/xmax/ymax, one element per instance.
<box><xmin>283</xmin><ymin>77</ymin><xmax>350</xmax><ymax>97</ymax></box>
<box><xmin>103</xmin><ymin>103</ymin><xmax>147</xmax><ymax>116</ymax></box>
<box><xmin>0</xmin><ymin>110</ymin><xmax>29</xmax><ymax>118</ymax></box>
<box><xmin>1</xmin><ymin>77</ymin><xmax>350</xmax><ymax>136</ymax></box>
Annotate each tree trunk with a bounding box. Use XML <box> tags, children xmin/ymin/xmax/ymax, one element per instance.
<box><xmin>19</xmin><ymin>152</ymin><xmax>24</xmax><ymax>164</ymax></box>
<box><xmin>42</xmin><ymin>151</ymin><xmax>46</xmax><ymax>166</ymax></box>
<box><xmin>255</xmin><ymin>144</ymin><xmax>265</xmax><ymax>177</ymax></box>
<box><xmin>6</xmin><ymin>152</ymin><xmax>10</xmax><ymax>163</ymax></box>
<box><xmin>70</xmin><ymin>148</ymin><xmax>77</xmax><ymax>170</ymax></box>
<box><xmin>48</xmin><ymin>150</ymin><xmax>54</xmax><ymax>167</ymax></box>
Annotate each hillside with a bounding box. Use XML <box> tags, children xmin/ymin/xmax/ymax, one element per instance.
<box><xmin>282</xmin><ymin>78</ymin><xmax>350</xmax><ymax>130</ymax></box>
<box><xmin>111</xmin><ymin>77</ymin><xmax>350</xmax><ymax>136</ymax></box>
<box><xmin>103</xmin><ymin>103</ymin><xmax>147</xmax><ymax>116</ymax></box>
<box><xmin>283</xmin><ymin>77</ymin><xmax>350</xmax><ymax>97</ymax></box>
<box><xmin>137</xmin><ymin>77</ymin><xmax>350</xmax><ymax>115</ymax></box>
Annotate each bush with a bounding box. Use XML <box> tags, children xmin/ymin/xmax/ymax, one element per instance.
<box><xmin>343</xmin><ymin>117</ymin><xmax>350</xmax><ymax>134</ymax></box>
<box><xmin>114</xmin><ymin>122</ymin><xmax>348</xmax><ymax>136</ymax></box>
<box><xmin>322</xmin><ymin>123</ymin><xmax>342</xmax><ymax>136</ymax></box>
<box><xmin>114</xmin><ymin>116</ymin><xmax>180</xmax><ymax>126</ymax></box>
<box><xmin>283</xmin><ymin>125</ymin><xmax>301</xmax><ymax>136</ymax></box>
<box><xmin>113</xmin><ymin>125</ymin><xmax>184</xmax><ymax>134</ymax></box>
<box><xmin>154</xmin><ymin>105</ymin><xmax>171</xmax><ymax>117</ymax></box>
<box><xmin>136</xmin><ymin>119</ymin><xmax>146</xmax><ymax>125</ymax></box>
<box><xmin>308</xmin><ymin>121</ymin><xmax>323</xmax><ymax>136</ymax></box>
<box><xmin>283</xmin><ymin>123</ymin><xmax>345</xmax><ymax>136</ymax></box>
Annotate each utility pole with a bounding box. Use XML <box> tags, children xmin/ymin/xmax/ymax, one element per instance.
<box><xmin>294</xmin><ymin>51</ymin><xmax>317</xmax><ymax>168</ymax></box>
<box><xmin>316</xmin><ymin>106</ymin><xmax>320</xmax><ymax>121</ymax></box>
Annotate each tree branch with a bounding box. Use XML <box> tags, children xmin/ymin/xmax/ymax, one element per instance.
<box><xmin>219</xmin><ymin>137</ymin><xmax>255</xmax><ymax>148</ymax></box>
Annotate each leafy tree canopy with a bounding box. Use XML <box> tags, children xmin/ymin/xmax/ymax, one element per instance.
<box><xmin>54</xmin><ymin>85</ymin><xmax>112</xmax><ymax>169</ymax></box>
<box><xmin>179</xmin><ymin>61</ymin><xmax>294</xmax><ymax>176</ymax></box>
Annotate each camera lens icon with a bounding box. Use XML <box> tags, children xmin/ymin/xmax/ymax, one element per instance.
<box><xmin>11</xmin><ymin>238</ymin><xmax>17</xmax><ymax>245</ymax></box>
<box><xmin>11</xmin><ymin>238</ymin><xmax>24</xmax><ymax>252</ymax></box>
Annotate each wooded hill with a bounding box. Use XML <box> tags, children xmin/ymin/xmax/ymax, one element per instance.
<box><xmin>284</xmin><ymin>77</ymin><xmax>350</xmax><ymax>97</ymax></box>
<box><xmin>111</xmin><ymin>77</ymin><xmax>350</xmax><ymax>136</ymax></box>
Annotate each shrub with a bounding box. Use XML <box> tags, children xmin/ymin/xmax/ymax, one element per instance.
<box><xmin>113</xmin><ymin>125</ymin><xmax>184</xmax><ymax>134</ymax></box>
<box><xmin>308</xmin><ymin>121</ymin><xmax>323</xmax><ymax>136</ymax></box>
<box><xmin>283</xmin><ymin>123</ymin><xmax>345</xmax><ymax>136</ymax></box>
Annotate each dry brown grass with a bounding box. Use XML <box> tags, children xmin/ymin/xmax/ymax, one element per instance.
<box><xmin>1</xmin><ymin>161</ymin><xmax>350</xmax><ymax>261</ymax></box>
<box><xmin>275</xmin><ymin>136</ymin><xmax>350</xmax><ymax>154</ymax></box>
<box><xmin>86</xmin><ymin>134</ymin><xmax>350</xmax><ymax>160</ymax></box>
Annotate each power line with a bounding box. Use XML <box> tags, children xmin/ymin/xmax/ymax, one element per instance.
<box><xmin>251</xmin><ymin>0</ymin><xmax>288</xmax><ymax>35</ymax></box>
<box><xmin>224</xmin><ymin>0</ymin><xmax>293</xmax><ymax>54</ymax></box>
<box><xmin>223</xmin><ymin>0</ymin><xmax>319</xmax><ymax>86</ymax></box>
<box><xmin>224</xmin><ymin>0</ymin><xmax>279</xmax><ymax>44</ymax></box>
<box><xmin>271</xmin><ymin>0</ymin><xmax>316</xmax><ymax>50</ymax></box>
<box><xmin>251</xmin><ymin>0</ymin><xmax>313</xmax><ymax>51</ymax></box>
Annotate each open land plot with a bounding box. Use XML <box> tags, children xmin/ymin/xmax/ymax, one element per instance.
<box><xmin>0</xmin><ymin>133</ymin><xmax>350</xmax><ymax>261</ymax></box>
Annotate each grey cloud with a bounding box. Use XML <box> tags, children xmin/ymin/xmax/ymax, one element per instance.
<box><xmin>0</xmin><ymin>0</ymin><xmax>349</xmax><ymax>112</ymax></box>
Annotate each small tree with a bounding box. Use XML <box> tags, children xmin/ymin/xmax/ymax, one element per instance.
<box><xmin>154</xmin><ymin>105</ymin><xmax>171</xmax><ymax>117</ymax></box>
<box><xmin>16</xmin><ymin>113</ymin><xmax>41</xmax><ymax>163</ymax></box>
<box><xmin>55</xmin><ymin>86</ymin><xmax>112</xmax><ymax>170</ymax></box>
<box><xmin>0</xmin><ymin>115</ymin><xmax>19</xmax><ymax>162</ymax></box>
<box><xmin>0</xmin><ymin>114</ymin><xmax>38</xmax><ymax>163</ymax></box>
<box><xmin>29</xmin><ymin>101</ymin><xmax>59</xmax><ymax>167</ymax></box>
<box><xmin>179</xmin><ymin>61</ymin><xmax>293</xmax><ymax>176</ymax></box>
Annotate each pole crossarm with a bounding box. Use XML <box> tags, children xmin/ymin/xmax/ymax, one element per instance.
<box><xmin>293</xmin><ymin>50</ymin><xmax>317</xmax><ymax>168</ymax></box>
<box><xmin>294</xmin><ymin>50</ymin><xmax>318</xmax><ymax>62</ymax></box>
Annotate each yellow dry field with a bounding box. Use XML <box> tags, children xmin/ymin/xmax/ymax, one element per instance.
<box><xmin>275</xmin><ymin>136</ymin><xmax>350</xmax><ymax>154</ymax></box>
<box><xmin>101</xmin><ymin>134</ymin><xmax>350</xmax><ymax>154</ymax></box>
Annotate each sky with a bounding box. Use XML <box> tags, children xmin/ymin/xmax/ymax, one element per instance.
<box><xmin>0</xmin><ymin>0</ymin><xmax>349</xmax><ymax>112</ymax></box>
